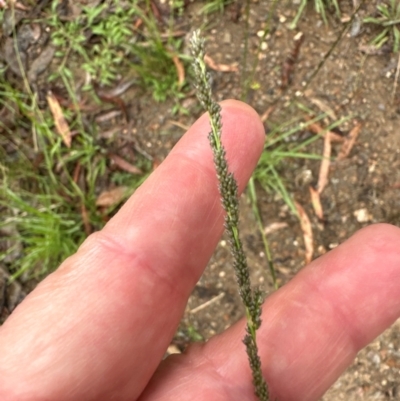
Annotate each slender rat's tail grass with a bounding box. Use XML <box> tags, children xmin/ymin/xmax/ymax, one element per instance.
<box><xmin>190</xmin><ymin>30</ymin><xmax>269</xmax><ymax>401</ymax></box>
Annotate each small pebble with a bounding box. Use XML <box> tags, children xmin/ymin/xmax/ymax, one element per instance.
<box><xmin>354</xmin><ymin>208</ymin><xmax>371</xmax><ymax>223</ymax></box>
<box><xmin>167</xmin><ymin>345</ymin><xmax>181</xmax><ymax>355</ymax></box>
<box><xmin>223</xmin><ymin>32</ymin><xmax>231</xmax><ymax>44</ymax></box>
<box><xmin>372</xmin><ymin>353</ymin><xmax>381</xmax><ymax>365</ymax></box>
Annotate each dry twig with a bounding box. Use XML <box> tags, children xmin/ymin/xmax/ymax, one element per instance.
<box><xmin>204</xmin><ymin>54</ymin><xmax>238</xmax><ymax>72</ymax></box>
<box><xmin>309</xmin><ymin>186</ymin><xmax>324</xmax><ymax>220</ymax></box>
<box><xmin>317</xmin><ymin>131</ymin><xmax>332</xmax><ymax>194</ymax></box>
<box><xmin>337</xmin><ymin>122</ymin><xmax>362</xmax><ymax>160</ymax></box>
<box><xmin>295</xmin><ymin>201</ymin><xmax>314</xmax><ymax>265</ymax></box>
<box><xmin>46</xmin><ymin>91</ymin><xmax>72</xmax><ymax>148</ymax></box>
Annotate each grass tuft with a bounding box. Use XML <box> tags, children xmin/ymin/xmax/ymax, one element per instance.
<box><xmin>364</xmin><ymin>0</ymin><xmax>400</xmax><ymax>53</ymax></box>
<box><xmin>47</xmin><ymin>0</ymin><xmax>186</xmax><ymax>101</ymax></box>
<box><xmin>290</xmin><ymin>0</ymin><xmax>341</xmax><ymax>29</ymax></box>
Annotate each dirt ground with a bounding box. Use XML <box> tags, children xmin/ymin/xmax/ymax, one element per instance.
<box><xmin>2</xmin><ymin>0</ymin><xmax>400</xmax><ymax>399</ymax></box>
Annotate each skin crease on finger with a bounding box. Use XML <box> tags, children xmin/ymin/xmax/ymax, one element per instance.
<box><xmin>0</xmin><ymin>100</ymin><xmax>265</xmax><ymax>401</ymax></box>
<box><xmin>138</xmin><ymin>223</ymin><xmax>400</xmax><ymax>401</ymax></box>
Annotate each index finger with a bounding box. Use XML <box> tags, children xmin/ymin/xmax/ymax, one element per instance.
<box><xmin>139</xmin><ymin>224</ymin><xmax>400</xmax><ymax>401</ymax></box>
<box><xmin>0</xmin><ymin>100</ymin><xmax>265</xmax><ymax>401</ymax></box>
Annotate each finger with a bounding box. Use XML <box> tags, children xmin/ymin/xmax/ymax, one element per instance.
<box><xmin>139</xmin><ymin>224</ymin><xmax>400</xmax><ymax>401</ymax></box>
<box><xmin>0</xmin><ymin>100</ymin><xmax>265</xmax><ymax>401</ymax></box>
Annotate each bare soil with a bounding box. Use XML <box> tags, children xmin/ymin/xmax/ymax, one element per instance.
<box><xmin>2</xmin><ymin>1</ymin><xmax>400</xmax><ymax>399</ymax></box>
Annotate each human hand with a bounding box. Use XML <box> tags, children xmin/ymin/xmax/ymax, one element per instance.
<box><xmin>0</xmin><ymin>100</ymin><xmax>399</xmax><ymax>401</ymax></box>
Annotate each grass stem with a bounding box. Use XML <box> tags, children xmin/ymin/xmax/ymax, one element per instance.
<box><xmin>191</xmin><ymin>30</ymin><xmax>269</xmax><ymax>401</ymax></box>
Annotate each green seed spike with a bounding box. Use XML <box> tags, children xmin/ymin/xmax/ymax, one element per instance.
<box><xmin>190</xmin><ymin>30</ymin><xmax>270</xmax><ymax>401</ymax></box>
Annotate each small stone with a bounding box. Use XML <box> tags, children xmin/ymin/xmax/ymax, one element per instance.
<box><xmin>166</xmin><ymin>345</ymin><xmax>181</xmax><ymax>355</ymax></box>
<box><xmin>354</xmin><ymin>208</ymin><xmax>371</xmax><ymax>223</ymax></box>
<box><xmin>350</xmin><ymin>16</ymin><xmax>361</xmax><ymax>37</ymax></box>
<box><xmin>372</xmin><ymin>353</ymin><xmax>381</xmax><ymax>365</ymax></box>
<box><xmin>223</xmin><ymin>32</ymin><xmax>231</xmax><ymax>44</ymax></box>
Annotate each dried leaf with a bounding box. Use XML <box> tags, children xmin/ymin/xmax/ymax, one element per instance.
<box><xmin>96</xmin><ymin>187</ymin><xmax>127</xmax><ymax>208</ymax></box>
<box><xmin>95</xmin><ymin>110</ymin><xmax>122</xmax><ymax>123</ymax></box>
<box><xmin>281</xmin><ymin>32</ymin><xmax>304</xmax><ymax>89</ymax></box>
<box><xmin>0</xmin><ymin>0</ymin><xmax>27</xmax><ymax>10</ymax></box>
<box><xmin>150</xmin><ymin>0</ymin><xmax>163</xmax><ymax>22</ymax></box>
<box><xmin>109</xmin><ymin>154</ymin><xmax>142</xmax><ymax>175</ymax></box>
<box><xmin>204</xmin><ymin>54</ymin><xmax>238</xmax><ymax>72</ymax></box>
<box><xmin>134</xmin><ymin>18</ymin><xmax>143</xmax><ymax>29</ymax></box>
<box><xmin>337</xmin><ymin>122</ymin><xmax>362</xmax><ymax>160</ymax></box>
<box><xmin>160</xmin><ymin>30</ymin><xmax>186</xmax><ymax>39</ymax></box>
<box><xmin>46</xmin><ymin>91</ymin><xmax>72</xmax><ymax>148</ymax></box>
<box><xmin>95</xmin><ymin>90</ymin><xmax>128</xmax><ymax>122</ymax></box>
<box><xmin>359</xmin><ymin>44</ymin><xmax>388</xmax><ymax>55</ymax></box>
<box><xmin>81</xmin><ymin>203</ymin><xmax>91</xmax><ymax>235</ymax></box>
<box><xmin>295</xmin><ymin>201</ymin><xmax>314</xmax><ymax>265</ymax></box>
<box><xmin>307</xmin><ymin>122</ymin><xmax>343</xmax><ymax>143</ymax></box>
<box><xmin>172</xmin><ymin>55</ymin><xmax>185</xmax><ymax>87</ymax></box>
<box><xmin>28</xmin><ymin>45</ymin><xmax>55</xmax><ymax>82</ymax></box>
<box><xmin>73</xmin><ymin>162</ymin><xmax>81</xmax><ymax>184</ymax></box>
<box><xmin>168</xmin><ymin>120</ymin><xmax>190</xmax><ymax>131</ymax></box>
<box><xmin>98</xmin><ymin>127</ymin><xmax>120</xmax><ymax>139</ymax></box>
<box><xmin>308</xmin><ymin>98</ymin><xmax>337</xmax><ymax>120</ymax></box>
<box><xmin>309</xmin><ymin>186</ymin><xmax>323</xmax><ymax>220</ymax></box>
<box><xmin>5</xmin><ymin>37</ymin><xmax>27</xmax><ymax>76</ymax></box>
<box><xmin>15</xmin><ymin>2</ymin><xmax>29</xmax><ymax>10</ymax></box>
<box><xmin>264</xmin><ymin>222</ymin><xmax>288</xmax><ymax>235</ymax></box>
<box><xmin>317</xmin><ymin>131</ymin><xmax>332</xmax><ymax>194</ymax></box>
<box><xmin>97</xmin><ymin>79</ymin><xmax>135</xmax><ymax>98</ymax></box>
<box><xmin>260</xmin><ymin>106</ymin><xmax>275</xmax><ymax>123</ymax></box>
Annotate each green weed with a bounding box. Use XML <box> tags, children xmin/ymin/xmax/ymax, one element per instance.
<box><xmin>186</xmin><ymin>324</ymin><xmax>204</xmax><ymax>342</ymax></box>
<box><xmin>253</xmin><ymin>108</ymin><xmax>349</xmax><ymax>215</ymax></box>
<box><xmin>290</xmin><ymin>0</ymin><xmax>341</xmax><ymax>29</ymax></box>
<box><xmin>364</xmin><ymin>0</ymin><xmax>400</xmax><ymax>53</ymax></box>
<box><xmin>0</xmin><ymin>73</ymin><xmax>147</xmax><ymax>280</ymax></box>
<box><xmin>0</xmin><ymin>184</ymin><xmax>86</xmax><ymax>280</ymax></box>
<box><xmin>200</xmin><ymin>0</ymin><xmax>233</xmax><ymax>15</ymax></box>
<box><xmin>47</xmin><ymin>0</ymin><xmax>185</xmax><ymax>101</ymax></box>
